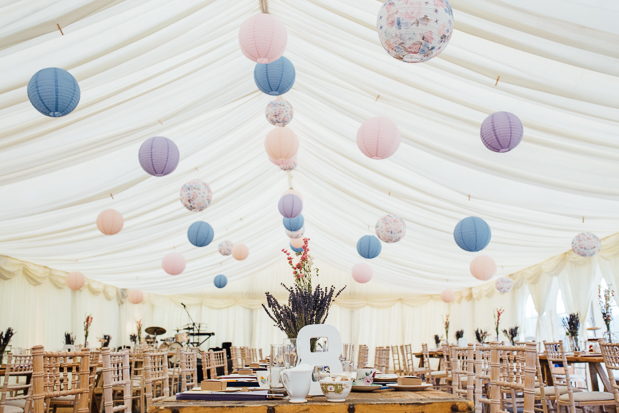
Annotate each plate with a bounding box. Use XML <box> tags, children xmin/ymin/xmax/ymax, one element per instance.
<box><xmin>388</xmin><ymin>383</ymin><xmax>433</xmax><ymax>391</ymax></box>
<box><xmin>352</xmin><ymin>385</ymin><xmax>381</xmax><ymax>392</ymax></box>
<box><xmin>374</xmin><ymin>374</ymin><xmax>398</xmax><ymax>382</ymax></box>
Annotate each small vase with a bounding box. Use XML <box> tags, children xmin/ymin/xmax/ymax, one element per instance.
<box><xmin>84</xmin><ymin>341</ymin><xmax>89</xmax><ymax>348</ymax></box>
<box><xmin>604</xmin><ymin>330</ymin><xmax>614</xmax><ymax>344</ymax></box>
<box><xmin>568</xmin><ymin>335</ymin><xmax>582</xmax><ymax>353</ymax></box>
<box><xmin>283</xmin><ymin>338</ymin><xmax>297</xmax><ymax>368</ymax></box>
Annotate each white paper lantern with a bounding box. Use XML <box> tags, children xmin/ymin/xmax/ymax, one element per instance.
<box><xmin>495</xmin><ymin>277</ymin><xmax>513</xmax><ymax>293</ymax></box>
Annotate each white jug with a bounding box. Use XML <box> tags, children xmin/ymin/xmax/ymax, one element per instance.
<box><xmin>280</xmin><ymin>363</ymin><xmax>313</xmax><ymax>403</ymax></box>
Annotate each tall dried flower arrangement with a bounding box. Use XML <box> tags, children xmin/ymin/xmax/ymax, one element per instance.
<box><xmin>494</xmin><ymin>308</ymin><xmax>504</xmax><ymax>341</ymax></box>
<box><xmin>84</xmin><ymin>314</ymin><xmax>93</xmax><ymax>347</ymax></box>
<box><xmin>136</xmin><ymin>318</ymin><xmax>143</xmax><ymax>345</ymax></box>
<box><xmin>599</xmin><ymin>285</ymin><xmax>614</xmax><ymax>342</ymax></box>
<box><xmin>0</xmin><ymin>328</ymin><xmax>15</xmax><ymax>364</ymax></box>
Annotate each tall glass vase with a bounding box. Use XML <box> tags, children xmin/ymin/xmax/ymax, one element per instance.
<box><xmin>604</xmin><ymin>330</ymin><xmax>614</xmax><ymax>344</ymax></box>
<box><xmin>283</xmin><ymin>338</ymin><xmax>297</xmax><ymax>368</ymax></box>
<box><xmin>568</xmin><ymin>335</ymin><xmax>582</xmax><ymax>353</ymax></box>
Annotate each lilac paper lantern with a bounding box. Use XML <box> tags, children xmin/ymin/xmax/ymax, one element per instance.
<box><xmin>480</xmin><ymin>112</ymin><xmax>524</xmax><ymax>153</ymax></box>
<box><xmin>572</xmin><ymin>233</ymin><xmax>601</xmax><ymax>257</ymax></box>
<box><xmin>138</xmin><ymin>137</ymin><xmax>180</xmax><ymax>176</ymax></box>
<box><xmin>278</xmin><ymin>194</ymin><xmax>302</xmax><ymax>218</ymax></box>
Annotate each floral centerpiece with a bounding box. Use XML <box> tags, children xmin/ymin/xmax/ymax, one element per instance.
<box><xmin>434</xmin><ymin>334</ymin><xmax>441</xmax><ymax>349</ymax></box>
<box><xmin>0</xmin><ymin>328</ymin><xmax>15</xmax><ymax>365</ymax></box>
<box><xmin>84</xmin><ymin>314</ymin><xmax>93</xmax><ymax>347</ymax></box>
<box><xmin>475</xmin><ymin>328</ymin><xmax>489</xmax><ymax>344</ymax></box>
<box><xmin>64</xmin><ymin>332</ymin><xmax>75</xmax><ymax>346</ymax></box>
<box><xmin>562</xmin><ymin>313</ymin><xmax>581</xmax><ymax>352</ymax></box>
<box><xmin>263</xmin><ymin>238</ymin><xmax>345</xmax><ymax>341</ymax></box>
<box><xmin>455</xmin><ymin>330</ymin><xmax>464</xmax><ymax>342</ymax></box>
<box><xmin>599</xmin><ymin>285</ymin><xmax>614</xmax><ymax>342</ymax></box>
<box><xmin>443</xmin><ymin>315</ymin><xmax>450</xmax><ymax>344</ymax></box>
<box><xmin>494</xmin><ymin>308</ymin><xmax>504</xmax><ymax>341</ymax></box>
<box><xmin>502</xmin><ymin>325</ymin><xmax>519</xmax><ymax>345</ymax></box>
<box><xmin>136</xmin><ymin>318</ymin><xmax>143</xmax><ymax>345</ymax></box>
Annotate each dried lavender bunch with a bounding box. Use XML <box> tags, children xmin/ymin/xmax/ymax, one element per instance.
<box><xmin>64</xmin><ymin>332</ymin><xmax>75</xmax><ymax>345</ymax></box>
<box><xmin>502</xmin><ymin>325</ymin><xmax>519</xmax><ymax>345</ymax></box>
<box><xmin>475</xmin><ymin>328</ymin><xmax>489</xmax><ymax>343</ymax></box>
<box><xmin>434</xmin><ymin>334</ymin><xmax>441</xmax><ymax>346</ymax></box>
<box><xmin>455</xmin><ymin>330</ymin><xmax>464</xmax><ymax>340</ymax></box>
<box><xmin>262</xmin><ymin>283</ymin><xmax>346</xmax><ymax>338</ymax></box>
<box><xmin>562</xmin><ymin>313</ymin><xmax>580</xmax><ymax>338</ymax></box>
<box><xmin>129</xmin><ymin>334</ymin><xmax>137</xmax><ymax>345</ymax></box>
<box><xmin>0</xmin><ymin>328</ymin><xmax>15</xmax><ymax>352</ymax></box>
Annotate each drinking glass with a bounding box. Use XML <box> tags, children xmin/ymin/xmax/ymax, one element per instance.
<box><xmin>283</xmin><ymin>338</ymin><xmax>297</xmax><ymax>368</ymax></box>
<box><xmin>270</xmin><ymin>344</ymin><xmax>285</xmax><ymax>388</ymax></box>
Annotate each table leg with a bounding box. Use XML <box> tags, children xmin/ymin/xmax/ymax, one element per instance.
<box><xmin>590</xmin><ymin>363</ymin><xmax>611</xmax><ymax>392</ymax></box>
<box><xmin>540</xmin><ymin>359</ymin><xmax>553</xmax><ymax>386</ymax></box>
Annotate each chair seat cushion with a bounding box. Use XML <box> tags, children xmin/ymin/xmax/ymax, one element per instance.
<box><xmin>4</xmin><ymin>400</ymin><xmax>26</xmax><ymax>409</ymax></box>
<box><xmin>50</xmin><ymin>395</ymin><xmax>75</xmax><ymax>402</ymax></box>
<box><xmin>558</xmin><ymin>392</ymin><xmax>615</xmax><ymax>402</ymax></box>
<box><xmin>535</xmin><ymin>386</ymin><xmax>581</xmax><ymax>396</ymax></box>
<box><xmin>2</xmin><ymin>405</ymin><xmax>23</xmax><ymax>413</ymax></box>
<box><xmin>430</xmin><ymin>371</ymin><xmax>447</xmax><ymax>377</ymax></box>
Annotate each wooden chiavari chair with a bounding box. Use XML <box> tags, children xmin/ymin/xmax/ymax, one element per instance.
<box><xmin>544</xmin><ymin>341</ymin><xmax>614</xmax><ymax>413</ymax></box>
<box><xmin>474</xmin><ymin>344</ymin><xmax>492</xmax><ymax>413</ymax></box>
<box><xmin>100</xmin><ymin>348</ymin><xmax>131</xmax><ymax>413</ymax></box>
<box><xmin>451</xmin><ymin>344</ymin><xmax>474</xmax><ymax>400</ymax></box>
<box><xmin>0</xmin><ymin>353</ymin><xmax>33</xmax><ymax>413</ymax></box>
<box><xmin>31</xmin><ymin>346</ymin><xmax>90</xmax><ymax>413</ymax></box>
<box><xmin>229</xmin><ymin>347</ymin><xmax>242</xmax><ymax>373</ymax></box>
<box><xmin>258</xmin><ymin>349</ymin><xmax>263</xmax><ymax>361</ymax></box>
<box><xmin>600</xmin><ymin>342</ymin><xmax>619</xmax><ymax>405</ymax></box>
<box><xmin>422</xmin><ymin>343</ymin><xmax>447</xmax><ymax>389</ymax></box>
<box><xmin>374</xmin><ymin>347</ymin><xmax>390</xmax><ymax>374</ymax></box>
<box><xmin>178</xmin><ymin>350</ymin><xmax>198</xmax><ymax>392</ymax></box>
<box><xmin>201</xmin><ymin>350</ymin><xmax>227</xmax><ymax>380</ymax></box>
<box><xmin>357</xmin><ymin>345</ymin><xmax>369</xmax><ymax>368</ymax></box>
<box><xmin>143</xmin><ymin>351</ymin><xmax>169</xmax><ymax>410</ymax></box>
<box><xmin>49</xmin><ymin>349</ymin><xmax>100</xmax><ymax>413</ymax></box>
<box><xmin>391</xmin><ymin>346</ymin><xmax>403</xmax><ymax>375</ymax></box>
<box><xmin>240</xmin><ymin>347</ymin><xmax>250</xmax><ymax>368</ymax></box>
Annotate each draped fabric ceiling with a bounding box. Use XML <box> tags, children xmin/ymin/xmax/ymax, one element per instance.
<box><xmin>1</xmin><ymin>0</ymin><xmax>619</xmax><ymax>299</ymax></box>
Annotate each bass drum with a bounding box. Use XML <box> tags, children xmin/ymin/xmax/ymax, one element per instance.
<box><xmin>158</xmin><ymin>342</ymin><xmax>169</xmax><ymax>351</ymax></box>
<box><xmin>168</xmin><ymin>342</ymin><xmax>183</xmax><ymax>363</ymax></box>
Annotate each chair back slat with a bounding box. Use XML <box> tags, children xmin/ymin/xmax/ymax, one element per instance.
<box><xmin>101</xmin><ymin>348</ymin><xmax>131</xmax><ymax>413</ymax></box>
<box><xmin>179</xmin><ymin>350</ymin><xmax>198</xmax><ymax>392</ymax></box>
<box><xmin>600</xmin><ymin>342</ymin><xmax>619</xmax><ymax>404</ymax></box>
<box><xmin>0</xmin><ymin>353</ymin><xmax>33</xmax><ymax>413</ymax></box>
<box><xmin>143</xmin><ymin>350</ymin><xmax>169</xmax><ymax>409</ymax></box>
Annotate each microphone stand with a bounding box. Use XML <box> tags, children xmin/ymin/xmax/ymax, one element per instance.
<box><xmin>181</xmin><ymin>303</ymin><xmax>198</xmax><ymax>346</ymax></box>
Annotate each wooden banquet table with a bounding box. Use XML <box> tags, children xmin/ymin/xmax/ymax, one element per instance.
<box><xmin>413</xmin><ymin>350</ymin><xmax>444</xmax><ymax>369</ymax></box>
<box><xmin>149</xmin><ymin>389</ymin><xmax>473</xmax><ymax>413</ymax></box>
<box><xmin>538</xmin><ymin>353</ymin><xmax>612</xmax><ymax>392</ymax></box>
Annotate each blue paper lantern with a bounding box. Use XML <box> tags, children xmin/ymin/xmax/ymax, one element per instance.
<box><xmin>187</xmin><ymin>221</ymin><xmax>214</xmax><ymax>247</ymax></box>
<box><xmin>290</xmin><ymin>243</ymin><xmax>304</xmax><ymax>253</ymax></box>
<box><xmin>27</xmin><ymin>68</ymin><xmax>80</xmax><ymax>117</ymax></box>
<box><xmin>357</xmin><ymin>235</ymin><xmax>382</xmax><ymax>259</ymax></box>
<box><xmin>214</xmin><ymin>274</ymin><xmax>227</xmax><ymax>289</ymax></box>
<box><xmin>283</xmin><ymin>215</ymin><xmax>304</xmax><ymax>232</ymax></box>
<box><xmin>254</xmin><ymin>56</ymin><xmax>295</xmax><ymax>96</ymax></box>
<box><xmin>454</xmin><ymin>217</ymin><xmax>491</xmax><ymax>252</ymax></box>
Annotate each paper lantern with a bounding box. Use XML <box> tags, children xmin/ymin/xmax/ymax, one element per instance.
<box><xmin>232</xmin><ymin>244</ymin><xmax>249</xmax><ymax>260</ymax></box>
<box><xmin>352</xmin><ymin>263</ymin><xmax>373</xmax><ymax>284</ymax></box>
<box><xmin>239</xmin><ymin>14</ymin><xmax>287</xmax><ymax>64</ymax></box>
<box><xmin>187</xmin><ymin>221</ymin><xmax>214</xmax><ymax>247</ymax></box>
<box><xmin>265</xmin><ymin>127</ymin><xmax>298</xmax><ymax>161</ymax></box>
<box><xmin>282</xmin><ymin>189</ymin><xmax>303</xmax><ymax>202</ymax></box>
<box><xmin>180</xmin><ymin>179</ymin><xmax>212</xmax><ymax>212</ymax></box>
<box><xmin>470</xmin><ymin>255</ymin><xmax>496</xmax><ymax>281</ymax></box>
<box><xmin>254</xmin><ymin>56</ymin><xmax>295</xmax><ymax>96</ymax></box>
<box><xmin>214</xmin><ymin>274</ymin><xmax>228</xmax><ymax>289</ymax></box>
<box><xmin>269</xmin><ymin>154</ymin><xmax>297</xmax><ymax>171</ymax></box>
<box><xmin>278</xmin><ymin>194</ymin><xmax>303</xmax><ymax>218</ymax></box>
<box><xmin>290</xmin><ymin>243</ymin><xmax>304</xmax><ymax>253</ymax></box>
<box><xmin>128</xmin><ymin>290</ymin><xmax>144</xmax><ymax>304</ymax></box>
<box><xmin>138</xmin><ymin>137</ymin><xmax>180</xmax><ymax>176</ymax></box>
<box><xmin>495</xmin><ymin>277</ymin><xmax>513</xmax><ymax>293</ymax></box>
<box><xmin>441</xmin><ymin>289</ymin><xmax>455</xmax><ymax>303</ymax></box>
<box><xmin>357</xmin><ymin>235</ymin><xmax>382</xmax><ymax>259</ymax></box>
<box><xmin>377</xmin><ymin>0</ymin><xmax>454</xmax><ymax>63</ymax></box>
<box><xmin>162</xmin><ymin>252</ymin><xmax>186</xmax><ymax>275</ymax></box>
<box><xmin>291</xmin><ymin>238</ymin><xmax>304</xmax><ymax>249</ymax></box>
<box><xmin>27</xmin><ymin>68</ymin><xmax>80</xmax><ymax>117</ymax></box>
<box><xmin>454</xmin><ymin>217</ymin><xmax>491</xmax><ymax>252</ymax></box>
<box><xmin>572</xmin><ymin>233</ymin><xmax>601</xmax><ymax>257</ymax></box>
<box><xmin>283</xmin><ymin>215</ymin><xmax>304</xmax><ymax>232</ymax></box>
<box><xmin>375</xmin><ymin>214</ymin><xmax>406</xmax><ymax>243</ymax></box>
<box><xmin>480</xmin><ymin>112</ymin><xmax>524</xmax><ymax>153</ymax></box>
<box><xmin>96</xmin><ymin>209</ymin><xmax>124</xmax><ymax>235</ymax></box>
<box><xmin>66</xmin><ymin>272</ymin><xmax>85</xmax><ymax>291</ymax></box>
<box><xmin>286</xmin><ymin>226</ymin><xmax>305</xmax><ymax>239</ymax></box>
<box><xmin>266</xmin><ymin>98</ymin><xmax>293</xmax><ymax>126</ymax></box>
<box><xmin>218</xmin><ymin>241</ymin><xmax>234</xmax><ymax>256</ymax></box>
<box><xmin>357</xmin><ymin>117</ymin><xmax>401</xmax><ymax>160</ymax></box>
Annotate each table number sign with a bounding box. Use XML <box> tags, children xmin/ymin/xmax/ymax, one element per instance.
<box><xmin>296</xmin><ymin>324</ymin><xmax>343</xmax><ymax>395</ymax></box>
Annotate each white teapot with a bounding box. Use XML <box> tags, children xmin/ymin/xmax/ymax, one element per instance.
<box><xmin>280</xmin><ymin>363</ymin><xmax>313</xmax><ymax>403</ymax></box>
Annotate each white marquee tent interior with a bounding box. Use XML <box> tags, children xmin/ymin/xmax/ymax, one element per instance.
<box><xmin>1</xmin><ymin>0</ymin><xmax>619</xmax><ymax>358</ymax></box>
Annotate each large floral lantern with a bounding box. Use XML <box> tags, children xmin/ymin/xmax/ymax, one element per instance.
<box><xmin>375</xmin><ymin>214</ymin><xmax>406</xmax><ymax>243</ymax></box>
<box><xmin>266</xmin><ymin>98</ymin><xmax>293</xmax><ymax>127</ymax></box>
<box><xmin>572</xmin><ymin>233</ymin><xmax>601</xmax><ymax>257</ymax></box>
<box><xmin>180</xmin><ymin>179</ymin><xmax>212</xmax><ymax>212</ymax></box>
<box><xmin>377</xmin><ymin>0</ymin><xmax>454</xmax><ymax>63</ymax></box>
<box><xmin>495</xmin><ymin>277</ymin><xmax>513</xmax><ymax>293</ymax></box>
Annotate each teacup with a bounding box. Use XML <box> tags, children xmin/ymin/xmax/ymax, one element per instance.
<box><xmin>319</xmin><ymin>377</ymin><xmax>353</xmax><ymax>402</ymax></box>
<box><xmin>256</xmin><ymin>370</ymin><xmax>269</xmax><ymax>389</ymax></box>
<box><xmin>353</xmin><ymin>368</ymin><xmax>376</xmax><ymax>386</ymax></box>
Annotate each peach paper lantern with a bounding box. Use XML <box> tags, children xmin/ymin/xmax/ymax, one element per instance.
<box><xmin>356</xmin><ymin>117</ymin><xmax>401</xmax><ymax>160</ymax></box>
<box><xmin>96</xmin><ymin>209</ymin><xmax>124</xmax><ymax>235</ymax></box>
<box><xmin>291</xmin><ymin>238</ymin><xmax>304</xmax><ymax>249</ymax></box>
<box><xmin>66</xmin><ymin>272</ymin><xmax>85</xmax><ymax>291</ymax></box>
<box><xmin>352</xmin><ymin>263</ymin><xmax>373</xmax><ymax>284</ymax></box>
<box><xmin>470</xmin><ymin>255</ymin><xmax>496</xmax><ymax>281</ymax></box>
<box><xmin>239</xmin><ymin>14</ymin><xmax>287</xmax><ymax>64</ymax></box>
<box><xmin>265</xmin><ymin>128</ymin><xmax>298</xmax><ymax>161</ymax></box>
<box><xmin>441</xmin><ymin>289</ymin><xmax>455</xmax><ymax>303</ymax></box>
<box><xmin>128</xmin><ymin>290</ymin><xmax>144</xmax><ymax>304</ymax></box>
<box><xmin>162</xmin><ymin>252</ymin><xmax>186</xmax><ymax>275</ymax></box>
<box><xmin>232</xmin><ymin>244</ymin><xmax>249</xmax><ymax>261</ymax></box>
<box><xmin>281</xmin><ymin>189</ymin><xmax>303</xmax><ymax>202</ymax></box>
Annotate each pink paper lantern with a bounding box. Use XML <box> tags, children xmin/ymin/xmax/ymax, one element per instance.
<box><xmin>128</xmin><ymin>290</ymin><xmax>144</xmax><ymax>304</ymax></box>
<box><xmin>232</xmin><ymin>244</ymin><xmax>249</xmax><ymax>261</ymax></box>
<box><xmin>162</xmin><ymin>252</ymin><xmax>186</xmax><ymax>275</ymax></box>
<box><xmin>291</xmin><ymin>238</ymin><xmax>304</xmax><ymax>249</ymax></box>
<box><xmin>281</xmin><ymin>189</ymin><xmax>303</xmax><ymax>202</ymax></box>
<box><xmin>356</xmin><ymin>117</ymin><xmax>401</xmax><ymax>160</ymax></box>
<box><xmin>265</xmin><ymin>128</ymin><xmax>298</xmax><ymax>161</ymax></box>
<box><xmin>352</xmin><ymin>263</ymin><xmax>373</xmax><ymax>284</ymax></box>
<box><xmin>239</xmin><ymin>14</ymin><xmax>287</xmax><ymax>64</ymax></box>
<box><xmin>470</xmin><ymin>255</ymin><xmax>496</xmax><ymax>281</ymax></box>
<box><xmin>66</xmin><ymin>272</ymin><xmax>85</xmax><ymax>291</ymax></box>
<box><xmin>441</xmin><ymin>289</ymin><xmax>455</xmax><ymax>303</ymax></box>
<box><xmin>96</xmin><ymin>209</ymin><xmax>124</xmax><ymax>235</ymax></box>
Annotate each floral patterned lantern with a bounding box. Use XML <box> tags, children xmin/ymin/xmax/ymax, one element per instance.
<box><xmin>266</xmin><ymin>98</ymin><xmax>293</xmax><ymax>126</ymax></box>
<box><xmin>239</xmin><ymin>14</ymin><xmax>287</xmax><ymax>64</ymax></box>
<box><xmin>572</xmin><ymin>233</ymin><xmax>601</xmax><ymax>257</ymax></box>
<box><xmin>218</xmin><ymin>240</ymin><xmax>234</xmax><ymax>256</ymax></box>
<box><xmin>286</xmin><ymin>226</ymin><xmax>305</xmax><ymax>239</ymax></box>
<box><xmin>375</xmin><ymin>214</ymin><xmax>406</xmax><ymax>243</ymax></box>
<box><xmin>128</xmin><ymin>290</ymin><xmax>144</xmax><ymax>304</ymax></box>
<box><xmin>377</xmin><ymin>0</ymin><xmax>454</xmax><ymax>63</ymax></box>
<box><xmin>470</xmin><ymin>255</ymin><xmax>496</xmax><ymax>281</ymax></box>
<box><xmin>352</xmin><ymin>263</ymin><xmax>373</xmax><ymax>284</ymax></box>
<box><xmin>441</xmin><ymin>289</ymin><xmax>455</xmax><ymax>303</ymax></box>
<box><xmin>495</xmin><ymin>277</ymin><xmax>513</xmax><ymax>293</ymax></box>
<box><xmin>180</xmin><ymin>179</ymin><xmax>212</xmax><ymax>212</ymax></box>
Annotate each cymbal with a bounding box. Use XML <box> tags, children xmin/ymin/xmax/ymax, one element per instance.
<box><xmin>145</xmin><ymin>326</ymin><xmax>166</xmax><ymax>335</ymax></box>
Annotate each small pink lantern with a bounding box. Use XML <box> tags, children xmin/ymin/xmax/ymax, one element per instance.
<box><xmin>352</xmin><ymin>263</ymin><xmax>373</xmax><ymax>284</ymax></box>
<box><xmin>356</xmin><ymin>117</ymin><xmax>401</xmax><ymax>160</ymax></box>
<box><xmin>470</xmin><ymin>255</ymin><xmax>496</xmax><ymax>281</ymax></box>
<box><xmin>128</xmin><ymin>290</ymin><xmax>144</xmax><ymax>304</ymax></box>
<box><xmin>239</xmin><ymin>14</ymin><xmax>287</xmax><ymax>64</ymax></box>
<box><xmin>281</xmin><ymin>189</ymin><xmax>303</xmax><ymax>202</ymax></box>
<box><xmin>66</xmin><ymin>272</ymin><xmax>85</xmax><ymax>291</ymax></box>
<box><xmin>441</xmin><ymin>289</ymin><xmax>455</xmax><ymax>303</ymax></box>
<box><xmin>495</xmin><ymin>277</ymin><xmax>513</xmax><ymax>293</ymax></box>
<box><xmin>266</xmin><ymin>98</ymin><xmax>293</xmax><ymax>127</ymax></box>
<box><xmin>96</xmin><ymin>209</ymin><xmax>124</xmax><ymax>235</ymax></box>
<box><xmin>265</xmin><ymin>128</ymin><xmax>298</xmax><ymax>161</ymax></box>
<box><xmin>290</xmin><ymin>238</ymin><xmax>304</xmax><ymax>249</ymax></box>
<box><xmin>232</xmin><ymin>244</ymin><xmax>249</xmax><ymax>260</ymax></box>
<box><xmin>286</xmin><ymin>226</ymin><xmax>305</xmax><ymax>239</ymax></box>
<box><xmin>162</xmin><ymin>252</ymin><xmax>186</xmax><ymax>275</ymax></box>
<box><xmin>572</xmin><ymin>232</ymin><xmax>601</xmax><ymax>257</ymax></box>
